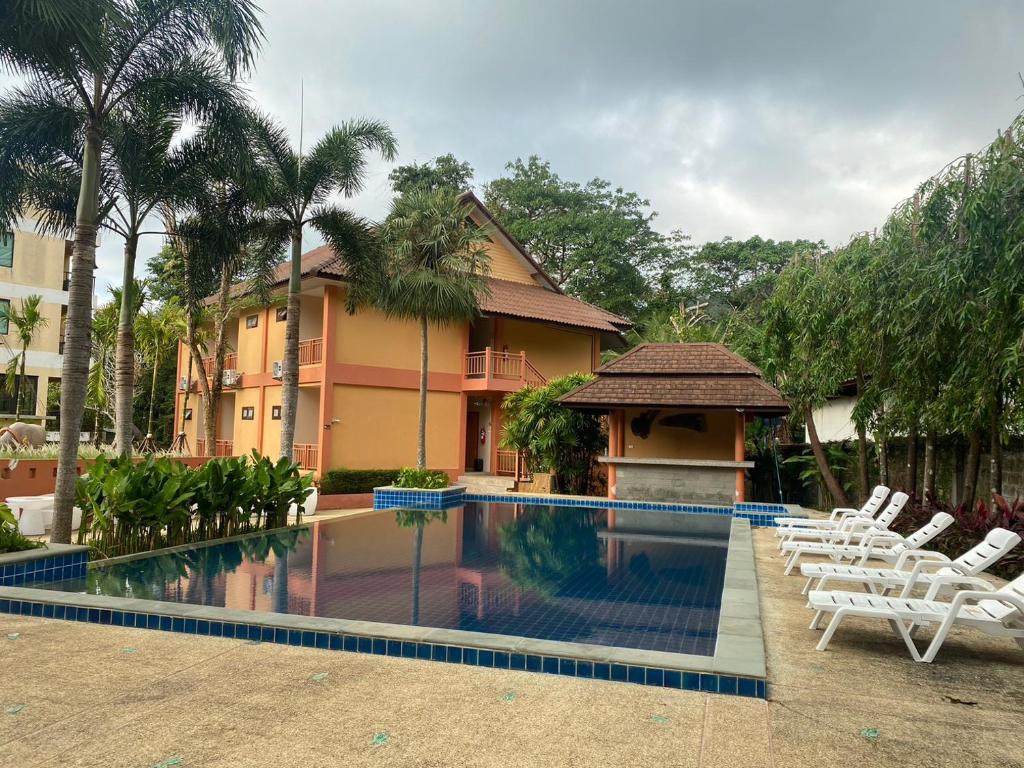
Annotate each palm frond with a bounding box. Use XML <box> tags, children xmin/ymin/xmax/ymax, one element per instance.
<box><xmin>302</xmin><ymin>118</ymin><xmax>398</xmax><ymax>204</ymax></box>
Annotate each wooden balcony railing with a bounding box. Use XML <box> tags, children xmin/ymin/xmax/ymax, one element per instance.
<box><xmin>495</xmin><ymin>449</ymin><xmax>530</xmax><ymax>481</ymax></box>
<box><xmin>201</xmin><ymin>353</ymin><xmax>238</xmax><ymax>373</ymax></box>
<box><xmin>195</xmin><ymin>438</ymin><xmax>233</xmax><ymax>457</ymax></box>
<box><xmin>298</xmin><ymin>337</ymin><xmax>323</xmax><ymax>366</ymax></box>
<box><xmin>293</xmin><ymin>443</ymin><xmax>319</xmax><ymax>470</ymax></box>
<box><xmin>463</xmin><ymin>348</ymin><xmax>546</xmax><ymax>392</ymax></box>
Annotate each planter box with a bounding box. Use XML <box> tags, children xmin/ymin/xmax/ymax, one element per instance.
<box><xmin>373</xmin><ymin>485</ymin><xmax>466</xmax><ymax>510</ymax></box>
<box><xmin>0</xmin><ymin>456</ymin><xmax>210</xmax><ymax>499</ymax></box>
<box><xmin>0</xmin><ymin>543</ymin><xmax>89</xmax><ymax>586</ymax></box>
<box><xmin>318</xmin><ymin>492</ymin><xmax>375</xmax><ymax>510</ymax></box>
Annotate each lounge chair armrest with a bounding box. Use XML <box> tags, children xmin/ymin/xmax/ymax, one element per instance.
<box><xmin>923</xmin><ymin>573</ymin><xmax>992</xmax><ymax>600</ymax></box>
<box><xmin>949</xmin><ymin>588</ymin><xmax>1024</xmax><ymax>614</ymax></box>
<box><xmin>859</xmin><ymin>531</ymin><xmax>903</xmax><ymax>549</ymax></box>
<box><xmin>831</xmin><ymin>507</ymin><xmax>861</xmax><ymax>521</ymax></box>
<box><xmin>894</xmin><ymin>549</ymin><xmax>950</xmax><ymax>570</ymax></box>
<box><xmin>839</xmin><ymin>518</ymin><xmax>878</xmax><ymax>533</ymax></box>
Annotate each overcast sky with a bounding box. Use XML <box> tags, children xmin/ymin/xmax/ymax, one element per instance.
<box><xmin>52</xmin><ymin>1</ymin><xmax>1024</xmax><ymax>294</ymax></box>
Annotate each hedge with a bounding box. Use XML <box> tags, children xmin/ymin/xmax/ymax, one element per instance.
<box><xmin>320</xmin><ymin>468</ymin><xmax>401</xmax><ymax>495</ymax></box>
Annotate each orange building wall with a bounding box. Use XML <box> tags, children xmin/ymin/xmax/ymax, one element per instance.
<box><xmin>330</xmin><ymin>384</ymin><xmax>461</xmax><ymax>472</ymax></box>
<box><xmin>622</xmin><ymin>409</ymin><xmax>735</xmax><ymax>461</ymax></box>
<box><xmin>235</xmin><ymin>307</ymin><xmax>265</xmax><ymax>373</ymax></box>
<box><xmin>500</xmin><ymin>319</ymin><xmax>596</xmax><ymax>379</ymax></box>
<box><xmin>261</xmin><ymin>387</ymin><xmax>282</xmax><ymax>455</ymax></box>
<box><xmin>232</xmin><ymin>388</ymin><xmax>261</xmax><ymax>456</ymax></box>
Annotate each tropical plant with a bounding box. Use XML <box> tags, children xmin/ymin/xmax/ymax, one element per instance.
<box><xmin>248</xmin><ymin>115</ymin><xmax>397</xmax><ymax>460</ymax></box>
<box><xmin>500</xmin><ymin>373</ymin><xmax>605</xmax><ymax>495</ymax></box>
<box><xmin>136</xmin><ymin>299</ymin><xmax>186</xmax><ymax>442</ymax></box>
<box><xmin>379</xmin><ymin>188</ymin><xmax>490</xmax><ymax>469</ymax></box>
<box><xmin>498</xmin><ymin>505</ymin><xmax>601</xmax><ymax>596</ymax></box>
<box><xmin>393</xmin><ymin>468</ymin><xmax>449</xmax><ymax>489</ymax></box>
<box><xmin>0</xmin><ymin>0</ymin><xmax>263</xmax><ymax>544</ymax></box>
<box><xmin>0</xmin><ymin>501</ymin><xmax>43</xmax><ymax>554</ymax></box>
<box><xmin>0</xmin><ymin>294</ymin><xmax>48</xmax><ymax>419</ymax></box>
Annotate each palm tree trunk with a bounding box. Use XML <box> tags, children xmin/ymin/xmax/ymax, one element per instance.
<box><xmin>13</xmin><ymin>350</ymin><xmax>25</xmax><ymax>420</ymax></box>
<box><xmin>962</xmin><ymin>429</ymin><xmax>983</xmax><ymax>510</ymax></box>
<box><xmin>279</xmin><ymin>229</ymin><xmax>302</xmax><ymax>461</ymax></box>
<box><xmin>180</xmin><ymin>354</ymin><xmax>193</xmax><ymax>434</ymax></box>
<box><xmin>418</xmin><ymin>314</ymin><xmax>428</xmax><ymax>470</ymax></box>
<box><xmin>990</xmin><ymin>389</ymin><xmax>1003</xmax><ymax>503</ymax></box>
<box><xmin>805</xmin><ymin>405</ymin><xmax>849</xmax><ymax>508</ymax></box>
<box><xmin>923</xmin><ymin>430</ymin><xmax>937</xmax><ymax>501</ymax></box>
<box><xmin>202</xmin><ymin>264</ymin><xmax>231</xmax><ymax>453</ymax></box>
<box><xmin>411</xmin><ymin>524</ymin><xmax>424</xmax><ymax>625</ymax></box>
<box><xmin>114</xmin><ymin>234</ymin><xmax>139</xmax><ymax>455</ymax></box>
<box><xmin>51</xmin><ymin>124</ymin><xmax>102</xmax><ymax>545</ymax></box>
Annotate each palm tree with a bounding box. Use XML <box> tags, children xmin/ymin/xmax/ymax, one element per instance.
<box><xmin>379</xmin><ymin>190</ymin><xmax>490</xmax><ymax>469</ymax></box>
<box><xmin>0</xmin><ymin>294</ymin><xmax>49</xmax><ymax>419</ymax></box>
<box><xmin>87</xmin><ymin>300</ymin><xmax>118</xmax><ymax>446</ymax></box>
<box><xmin>136</xmin><ymin>299</ymin><xmax>186</xmax><ymax>443</ymax></box>
<box><xmin>249</xmin><ymin>116</ymin><xmax>397</xmax><ymax>460</ymax></box>
<box><xmin>0</xmin><ymin>0</ymin><xmax>263</xmax><ymax>544</ymax></box>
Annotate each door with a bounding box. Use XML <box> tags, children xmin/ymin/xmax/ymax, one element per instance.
<box><xmin>465</xmin><ymin>410</ymin><xmax>480</xmax><ymax>470</ymax></box>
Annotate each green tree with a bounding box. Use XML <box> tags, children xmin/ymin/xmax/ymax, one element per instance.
<box><xmin>500</xmin><ymin>373</ymin><xmax>605</xmax><ymax>495</ymax></box>
<box><xmin>0</xmin><ymin>294</ymin><xmax>48</xmax><ymax>419</ymax></box>
<box><xmin>248</xmin><ymin>115</ymin><xmax>397</xmax><ymax>461</ymax></box>
<box><xmin>136</xmin><ymin>300</ymin><xmax>186</xmax><ymax>443</ymax></box>
<box><xmin>483</xmin><ymin>156</ymin><xmax>674</xmax><ymax>320</ymax></box>
<box><xmin>389</xmin><ymin>153</ymin><xmax>473</xmax><ymax>195</ymax></box>
<box><xmin>0</xmin><ymin>0</ymin><xmax>263</xmax><ymax>543</ymax></box>
<box><xmin>379</xmin><ymin>189</ymin><xmax>490</xmax><ymax>469</ymax></box>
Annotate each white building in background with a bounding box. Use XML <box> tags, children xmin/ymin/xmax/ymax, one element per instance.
<box><xmin>805</xmin><ymin>380</ymin><xmax>862</xmax><ymax>444</ymax></box>
<box><xmin>0</xmin><ymin>217</ymin><xmax>73</xmax><ymax>427</ymax></box>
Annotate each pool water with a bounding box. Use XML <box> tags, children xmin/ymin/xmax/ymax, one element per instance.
<box><xmin>37</xmin><ymin>502</ymin><xmax>730</xmax><ymax>656</ymax></box>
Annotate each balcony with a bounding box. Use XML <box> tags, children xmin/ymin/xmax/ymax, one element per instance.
<box><xmin>293</xmin><ymin>443</ymin><xmax>318</xmax><ymax>470</ymax></box>
<box><xmin>195</xmin><ymin>438</ymin><xmax>233</xmax><ymax>457</ymax></box>
<box><xmin>495</xmin><ymin>449</ymin><xmax>531</xmax><ymax>481</ymax></box>
<box><xmin>463</xmin><ymin>348</ymin><xmax>546</xmax><ymax>392</ymax></box>
<box><xmin>298</xmin><ymin>337</ymin><xmax>323</xmax><ymax>366</ymax></box>
<box><xmin>202</xmin><ymin>352</ymin><xmax>238</xmax><ymax>372</ymax></box>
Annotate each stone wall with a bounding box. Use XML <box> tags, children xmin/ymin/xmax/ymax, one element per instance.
<box><xmin>614</xmin><ymin>463</ymin><xmax>736</xmax><ymax>506</ymax></box>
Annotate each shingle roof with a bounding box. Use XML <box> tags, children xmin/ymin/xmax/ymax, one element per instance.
<box><xmin>480</xmin><ymin>278</ymin><xmax>630</xmax><ymax>333</ymax></box>
<box><xmin>558</xmin><ymin>343</ymin><xmax>789</xmax><ymax>414</ymax></box>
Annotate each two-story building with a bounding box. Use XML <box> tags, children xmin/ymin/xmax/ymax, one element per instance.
<box><xmin>0</xmin><ymin>218</ymin><xmax>71</xmax><ymax>428</ymax></box>
<box><xmin>173</xmin><ymin>193</ymin><xmax>631</xmax><ymax>482</ymax></box>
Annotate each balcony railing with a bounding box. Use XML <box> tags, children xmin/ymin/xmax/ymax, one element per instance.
<box><xmin>463</xmin><ymin>348</ymin><xmax>546</xmax><ymax>392</ymax></box>
<box><xmin>298</xmin><ymin>337</ymin><xmax>323</xmax><ymax>366</ymax></box>
<box><xmin>195</xmin><ymin>438</ymin><xmax>233</xmax><ymax>457</ymax></box>
<box><xmin>495</xmin><ymin>449</ymin><xmax>530</xmax><ymax>481</ymax></box>
<box><xmin>201</xmin><ymin>352</ymin><xmax>238</xmax><ymax>373</ymax></box>
<box><xmin>293</xmin><ymin>443</ymin><xmax>319</xmax><ymax>470</ymax></box>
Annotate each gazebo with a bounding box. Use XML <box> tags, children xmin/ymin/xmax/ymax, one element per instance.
<box><xmin>558</xmin><ymin>343</ymin><xmax>789</xmax><ymax>506</ymax></box>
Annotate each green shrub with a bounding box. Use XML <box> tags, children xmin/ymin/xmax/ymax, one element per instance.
<box><xmin>394</xmin><ymin>467</ymin><xmax>450</xmax><ymax>489</ymax></box>
<box><xmin>320</xmin><ymin>468</ymin><xmax>400</xmax><ymax>494</ymax></box>
<box><xmin>76</xmin><ymin>451</ymin><xmax>312</xmax><ymax>557</ymax></box>
<box><xmin>0</xmin><ymin>502</ymin><xmax>44</xmax><ymax>554</ymax></box>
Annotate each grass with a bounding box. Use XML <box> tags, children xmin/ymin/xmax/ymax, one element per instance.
<box><xmin>0</xmin><ymin>444</ymin><xmax>189</xmax><ymax>460</ymax></box>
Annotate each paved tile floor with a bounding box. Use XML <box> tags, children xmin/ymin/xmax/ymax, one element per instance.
<box><xmin>2</xmin><ymin>526</ymin><xmax>1022</xmax><ymax>767</ymax></box>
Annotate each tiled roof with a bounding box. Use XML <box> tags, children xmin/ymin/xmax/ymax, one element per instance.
<box><xmin>559</xmin><ymin>343</ymin><xmax>789</xmax><ymax>414</ymax></box>
<box><xmin>597</xmin><ymin>343</ymin><xmax>761</xmax><ymax>375</ymax></box>
<box><xmin>480</xmin><ymin>278</ymin><xmax>630</xmax><ymax>333</ymax></box>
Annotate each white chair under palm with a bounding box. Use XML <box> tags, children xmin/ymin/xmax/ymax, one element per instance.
<box><xmin>775</xmin><ymin>484</ymin><xmax>889</xmax><ymax>531</ymax></box>
<box><xmin>798</xmin><ymin>527</ymin><xmax>1021</xmax><ymax>596</ymax></box>
<box><xmin>807</xmin><ymin>569</ymin><xmax>1024</xmax><ymax>662</ymax></box>
<box><xmin>777</xmin><ymin>492</ymin><xmax>909</xmax><ymax>553</ymax></box>
<box><xmin>780</xmin><ymin>511</ymin><xmax>954</xmax><ymax>575</ymax></box>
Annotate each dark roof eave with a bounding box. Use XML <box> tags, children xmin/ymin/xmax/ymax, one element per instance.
<box><xmin>558</xmin><ymin>401</ymin><xmax>791</xmax><ymax>415</ymax></box>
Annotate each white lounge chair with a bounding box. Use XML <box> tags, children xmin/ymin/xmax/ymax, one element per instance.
<box><xmin>807</xmin><ymin>570</ymin><xmax>1024</xmax><ymax>662</ymax></box>
<box><xmin>799</xmin><ymin>527</ymin><xmax>1022</xmax><ymax>596</ymax></box>
<box><xmin>775</xmin><ymin>485</ymin><xmax>889</xmax><ymax>529</ymax></box>
<box><xmin>777</xmin><ymin>492</ymin><xmax>909</xmax><ymax>551</ymax></box>
<box><xmin>781</xmin><ymin>512</ymin><xmax>954</xmax><ymax>575</ymax></box>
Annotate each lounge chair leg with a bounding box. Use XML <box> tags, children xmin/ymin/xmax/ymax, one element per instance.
<box><xmin>816</xmin><ymin>609</ymin><xmax>848</xmax><ymax>651</ymax></box>
<box><xmin>801</xmin><ymin>576</ymin><xmax>815</xmax><ymax>595</ymax></box>
<box><xmin>784</xmin><ymin>550</ymin><xmax>801</xmax><ymax>576</ymax></box>
<box><xmin>809</xmin><ymin>610</ymin><xmax>825</xmax><ymax>630</ymax></box>
<box><xmin>889</xmin><ymin>617</ymin><xmax>926</xmax><ymax>662</ymax></box>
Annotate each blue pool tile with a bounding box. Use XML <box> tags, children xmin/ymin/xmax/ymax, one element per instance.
<box><xmin>401</xmin><ymin>641</ymin><xmax>416</xmax><ymax>659</ymax></box>
<box><xmin>493</xmin><ymin>651</ymin><xmax>510</xmax><ymax>669</ymax></box>
<box><xmin>462</xmin><ymin>648</ymin><xmax>478</xmax><ymax>666</ymax></box>
<box><xmin>717</xmin><ymin>675</ymin><xmax>738</xmax><ymax>696</ymax></box>
<box><xmin>343</xmin><ymin>635</ymin><xmax>357</xmax><ymax>652</ymax></box>
<box><xmin>431</xmin><ymin>644</ymin><xmax>446</xmax><ymax>662</ymax></box>
<box><xmin>627</xmin><ymin>666</ymin><xmax>645</xmax><ymax>685</ymax></box>
<box><xmin>43</xmin><ymin>603</ymin><xmax>55</xmax><ymax>619</ymax></box>
<box><xmin>197</xmin><ymin>620</ymin><xmax>210</xmax><ymax>636</ymax></box>
<box><xmin>682</xmin><ymin>673</ymin><xmax>701</xmax><ymax>691</ymax></box>
<box><xmin>386</xmin><ymin>639</ymin><xmax>402</xmax><ymax>657</ymax></box>
<box><xmin>541</xmin><ymin>656</ymin><xmax>559</xmax><ymax>675</ymax></box>
<box><xmin>315</xmin><ymin>632</ymin><xmax>329</xmax><ymax>650</ymax></box>
<box><xmin>446</xmin><ymin>646</ymin><xmax>463</xmax><ymax>664</ymax></box>
<box><xmin>329</xmin><ymin>634</ymin><xmax>342</xmax><ymax>651</ymax></box>
<box><xmin>183</xmin><ymin>618</ymin><xmax>197</xmax><ymax>634</ymax></box>
<box><xmin>664</xmin><ymin>670</ymin><xmax>682</xmax><ymax>689</ymax></box>
<box><xmin>756</xmin><ymin>680</ymin><xmax>767</xmax><ymax>699</ymax></box>
<box><xmin>88</xmin><ymin>607</ymin><xmax>99</xmax><ymax>623</ymax></box>
<box><xmin>576</xmin><ymin>661</ymin><xmax>593</xmax><ymax>679</ymax></box>
<box><xmin>160</xmin><ymin>616</ymin><xmax>173</xmax><ymax>632</ymax></box>
<box><xmin>372</xmin><ymin>637</ymin><xmax>386</xmax><ymax>655</ymax></box>
<box><xmin>737</xmin><ymin>677</ymin><xmax>757</xmax><ymax>697</ymax></box>
<box><xmin>53</xmin><ymin>604</ymin><xmax>65</xmax><ymax>620</ymax></box>
<box><xmin>593</xmin><ymin>663</ymin><xmax>610</xmax><ymax>681</ymax></box>
<box><xmin>558</xmin><ymin>658</ymin><xmax>576</xmax><ymax>677</ymax></box>
<box><xmin>699</xmin><ymin>674</ymin><xmax>718</xmax><ymax>693</ymax></box>
<box><xmin>525</xmin><ymin>654</ymin><xmax>542</xmax><ymax>672</ymax></box>
<box><xmin>357</xmin><ymin>636</ymin><xmax>373</xmax><ymax>654</ymax></box>
<box><xmin>288</xmin><ymin>629</ymin><xmax>303</xmax><ymax>647</ymax></box>
<box><xmin>478</xmin><ymin>649</ymin><xmax>494</xmax><ymax>667</ymax></box>
<box><xmin>611</xmin><ymin>664</ymin><xmax>628</xmax><ymax>682</ymax></box>
<box><xmin>172</xmin><ymin>617</ymin><xmax>185</xmax><ymax>633</ymax></box>
<box><xmin>147</xmin><ymin>614</ymin><xmax>160</xmax><ymax>630</ymax></box>
<box><xmin>645</xmin><ymin>668</ymin><xmax>664</xmax><ymax>687</ymax></box>
<box><xmin>510</xmin><ymin>653</ymin><xmax>526</xmax><ymax>671</ymax></box>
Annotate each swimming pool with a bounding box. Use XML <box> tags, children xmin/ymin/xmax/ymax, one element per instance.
<box><xmin>35</xmin><ymin>502</ymin><xmax>729</xmax><ymax>657</ymax></box>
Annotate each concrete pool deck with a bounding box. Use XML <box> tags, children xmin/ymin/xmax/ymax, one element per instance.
<box><xmin>2</xmin><ymin>526</ymin><xmax>1022</xmax><ymax>767</ymax></box>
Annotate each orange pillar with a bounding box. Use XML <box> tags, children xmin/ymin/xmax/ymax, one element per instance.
<box><xmin>607</xmin><ymin>409</ymin><xmax>619</xmax><ymax>500</ymax></box>
<box><xmin>316</xmin><ymin>286</ymin><xmax>338</xmax><ymax>476</ymax></box>
<box><xmin>734</xmin><ymin>411</ymin><xmax>746</xmax><ymax>503</ymax></box>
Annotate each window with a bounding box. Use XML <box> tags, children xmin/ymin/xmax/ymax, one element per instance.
<box><xmin>276</xmin><ymin>307</ymin><xmax>287</xmax><ymax>322</ymax></box>
<box><xmin>183</xmin><ymin>408</ymin><xmax>193</xmax><ymax>421</ymax></box>
<box><xmin>246</xmin><ymin>314</ymin><xmax>258</xmax><ymax>329</ymax></box>
<box><xmin>0</xmin><ymin>232</ymin><xmax>13</xmax><ymax>268</ymax></box>
<box><xmin>0</xmin><ymin>374</ymin><xmax>37</xmax><ymax>415</ymax></box>
<box><xmin>241</xmin><ymin>406</ymin><xmax>254</xmax><ymax>420</ymax></box>
<box><xmin>0</xmin><ymin>299</ymin><xmax>9</xmax><ymax>335</ymax></box>
<box><xmin>271</xmin><ymin>405</ymin><xmax>281</xmax><ymax>420</ymax></box>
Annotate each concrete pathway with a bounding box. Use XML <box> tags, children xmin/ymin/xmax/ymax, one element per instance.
<box><xmin>1</xmin><ymin>528</ymin><xmax>1021</xmax><ymax>767</ymax></box>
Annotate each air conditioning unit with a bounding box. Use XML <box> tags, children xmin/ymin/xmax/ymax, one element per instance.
<box><xmin>272</xmin><ymin>360</ymin><xmax>283</xmax><ymax>380</ymax></box>
<box><xmin>222</xmin><ymin>369</ymin><xmax>241</xmax><ymax>387</ymax></box>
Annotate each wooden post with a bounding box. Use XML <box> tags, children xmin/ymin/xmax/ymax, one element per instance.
<box><xmin>484</xmin><ymin>346</ymin><xmax>492</xmax><ymax>388</ymax></box>
<box><xmin>519</xmin><ymin>350</ymin><xmax>527</xmax><ymax>385</ymax></box>
<box><xmin>734</xmin><ymin>411</ymin><xmax>746</xmax><ymax>503</ymax></box>
<box><xmin>607</xmin><ymin>409</ymin><xmax>619</xmax><ymax>500</ymax></box>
